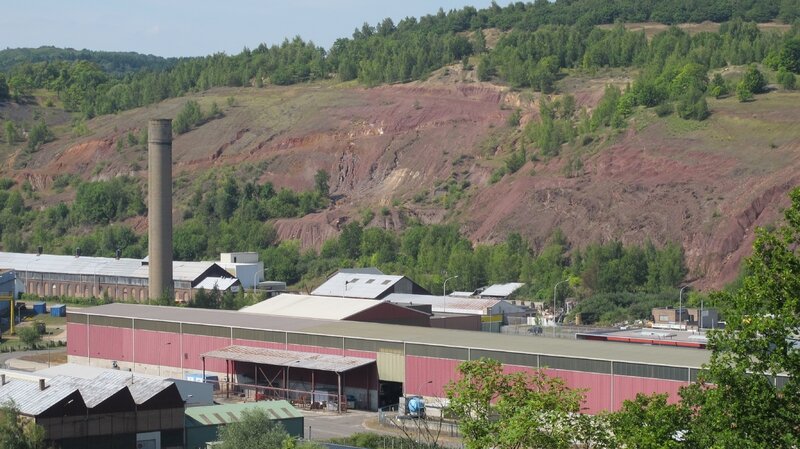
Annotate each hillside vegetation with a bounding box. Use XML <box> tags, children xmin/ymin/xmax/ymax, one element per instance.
<box><xmin>1</xmin><ymin>0</ymin><xmax>800</xmax><ymax>323</ymax></box>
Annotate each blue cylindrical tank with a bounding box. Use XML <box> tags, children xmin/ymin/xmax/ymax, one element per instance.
<box><xmin>407</xmin><ymin>396</ymin><xmax>425</xmax><ymax>417</ymax></box>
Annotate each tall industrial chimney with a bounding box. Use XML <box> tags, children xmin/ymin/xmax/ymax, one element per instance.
<box><xmin>148</xmin><ymin>119</ymin><xmax>173</xmax><ymax>301</ymax></box>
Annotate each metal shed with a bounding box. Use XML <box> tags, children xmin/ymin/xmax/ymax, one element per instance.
<box><xmin>202</xmin><ymin>345</ymin><xmax>376</xmax><ymax>412</ymax></box>
<box><xmin>184</xmin><ymin>400</ymin><xmax>303</xmax><ymax>449</ymax></box>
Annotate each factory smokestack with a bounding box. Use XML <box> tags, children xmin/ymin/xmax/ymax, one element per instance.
<box><xmin>148</xmin><ymin>119</ymin><xmax>173</xmax><ymax>301</ymax></box>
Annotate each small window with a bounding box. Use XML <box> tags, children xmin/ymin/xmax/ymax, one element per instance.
<box><xmin>381</xmin><ymin>280</ymin><xmax>392</xmax><ymax>285</ymax></box>
<box><xmin>349</xmin><ymin>278</ymin><xmax>359</xmax><ymax>283</ymax></box>
<box><xmin>365</xmin><ymin>279</ymin><xmax>375</xmax><ymax>284</ymax></box>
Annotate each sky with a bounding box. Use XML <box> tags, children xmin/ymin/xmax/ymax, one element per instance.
<box><xmin>1</xmin><ymin>0</ymin><xmax>493</xmax><ymax>58</ymax></box>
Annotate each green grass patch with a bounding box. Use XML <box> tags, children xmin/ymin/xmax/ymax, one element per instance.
<box><xmin>664</xmin><ymin>114</ymin><xmax>708</xmax><ymax>135</ymax></box>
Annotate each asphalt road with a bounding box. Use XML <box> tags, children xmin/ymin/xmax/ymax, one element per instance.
<box><xmin>0</xmin><ymin>348</ymin><xmax>65</xmax><ymax>370</ymax></box>
<box><xmin>303</xmin><ymin>410</ymin><xmax>377</xmax><ymax>441</ymax></box>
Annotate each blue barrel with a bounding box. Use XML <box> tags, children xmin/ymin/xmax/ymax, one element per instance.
<box><xmin>33</xmin><ymin>302</ymin><xmax>46</xmax><ymax>315</ymax></box>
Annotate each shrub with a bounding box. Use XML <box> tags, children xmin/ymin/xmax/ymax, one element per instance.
<box><xmin>654</xmin><ymin>102</ymin><xmax>674</xmax><ymax>117</ymax></box>
<box><xmin>777</xmin><ymin>69</ymin><xmax>796</xmax><ymax>90</ymax></box>
<box><xmin>736</xmin><ymin>81</ymin><xmax>754</xmax><ymax>102</ymax></box>
<box><xmin>740</xmin><ymin>65</ymin><xmax>767</xmax><ymax>95</ymax></box>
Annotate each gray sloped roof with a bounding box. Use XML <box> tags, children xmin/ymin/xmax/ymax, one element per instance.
<box><xmin>336</xmin><ymin>267</ymin><xmax>385</xmax><ymax>275</ymax></box>
<box><xmin>35</xmin><ymin>365</ymin><xmax>176</xmax><ymax>405</ymax></box>
<box><xmin>0</xmin><ymin>251</ymin><xmax>220</xmax><ymax>282</ymax></box>
<box><xmin>195</xmin><ymin>277</ymin><xmax>240</xmax><ymax>291</ymax></box>
<box><xmin>0</xmin><ymin>379</ymin><xmax>81</xmax><ymax>416</ymax></box>
<box><xmin>480</xmin><ymin>283</ymin><xmax>525</xmax><ymax>297</ymax></box>
<box><xmin>312</xmin><ymin>272</ymin><xmax>404</xmax><ymax>299</ymax></box>
<box><xmin>47</xmin><ymin>375</ymin><xmax>132</xmax><ymax>408</ymax></box>
<box><xmin>95</xmin><ymin>371</ymin><xmax>175</xmax><ymax>404</ymax></box>
<box><xmin>202</xmin><ymin>345</ymin><xmax>375</xmax><ymax>373</ymax></box>
<box><xmin>241</xmin><ymin>293</ymin><xmax>392</xmax><ymax>320</ymax></box>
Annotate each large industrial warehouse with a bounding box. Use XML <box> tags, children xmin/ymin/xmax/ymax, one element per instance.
<box><xmin>0</xmin><ymin>251</ymin><xmax>238</xmax><ymax>302</ymax></box>
<box><xmin>66</xmin><ymin>303</ymin><xmax>732</xmax><ymax>414</ymax></box>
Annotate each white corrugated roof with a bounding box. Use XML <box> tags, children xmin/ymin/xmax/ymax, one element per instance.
<box><xmin>449</xmin><ymin>291</ymin><xmax>475</xmax><ymax>297</ymax></box>
<box><xmin>194</xmin><ymin>277</ymin><xmax>239</xmax><ymax>291</ymax></box>
<box><xmin>480</xmin><ymin>282</ymin><xmax>525</xmax><ymax>297</ymax></box>
<box><xmin>241</xmin><ymin>293</ymin><xmax>387</xmax><ymax>320</ymax></box>
<box><xmin>386</xmin><ymin>293</ymin><xmax>526</xmax><ymax>315</ymax></box>
<box><xmin>0</xmin><ymin>251</ymin><xmax>218</xmax><ymax>282</ymax></box>
<box><xmin>0</xmin><ymin>379</ymin><xmax>81</xmax><ymax>415</ymax></box>
<box><xmin>312</xmin><ymin>272</ymin><xmax>404</xmax><ymax>299</ymax></box>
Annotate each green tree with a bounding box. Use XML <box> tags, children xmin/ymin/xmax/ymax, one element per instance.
<box><xmin>736</xmin><ymin>80</ymin><xmax>754</xmax><ymax>102</ymax></box>
<box><xmin>16</xmin><ymin>326</ymin><xmax>42</xmax><ymax>350</ymax></box>
<box><xmin>4</xmin><ymin>121</ymin><xmax>18</xmax><ymax>145</ymax></box>
<box><xmin>708</xmin><ymin>73</ymin><xmax>729</xmax><ymax>98</ymax></box>
<box><xmin>681</xmin><ymin>187</ymin><xmax>800</xmax><ymax>449</ymax></box>
<box><xmin>740</xmin><ymin>64</ymin><xmax>768</xmax><ymax>94</ymax></box>
<box><xmin>445</xmin><ymin>358</ymin><xmax>586</xmax><ymax>449</ymax></box>
<box><xmin>609</xmin><ymin>394</ymin><xmax>690</xmax><ymax>449</ymax></box>
<box><xmin>777</xmin><ymin>68</ymin><xmax>796</xmax><ymax>90</ymax></box>
<box><xmin>314</xmin><ymin>169</ymin><xmax>330</xmax><ymax>196</ymax></box>
<box><xmin>173</xmin><ymin>100</ymin><xmax>203</xmax><ymax>134</ymax></box>
<box><xmin>26</xmin><ymin>120</ymin><xmax>53</xmax><ymax>151</ymax></box>
<box><xmin>0</xmin><ymin>73</ymin><xmax>9</xmax><ymax>100</ymax></box>
<box><xmin>216</xmin><ymin>408</ymin><xmax>296</xmax><ymax>449</ymax></box>
<box><xmin>0</xmin><ymin>404</ymin><xmax>46</xmax><ymax>449</ymax></box>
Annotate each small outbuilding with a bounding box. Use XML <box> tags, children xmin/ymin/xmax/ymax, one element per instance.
<box><xmin>184</xmin><ymin>400</ymin><xmax>303</xmax><ymax>449</ymax></box>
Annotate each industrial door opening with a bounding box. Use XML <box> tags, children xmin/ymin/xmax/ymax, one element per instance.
<box><xmin>379</xmin><ymin>381</ymin><xmax>403</xmax><ymax>408</ymax></box>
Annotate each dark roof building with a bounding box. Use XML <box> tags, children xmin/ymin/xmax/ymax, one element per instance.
<box><xmin>0</xmin><ymin>369</ymin><xmax>184</xmax><ymax>449</ymax></box>
<box><xmin>185</xmin><ymin>400</ymin><xmax>303</xmax><ymax>449</ymax></box>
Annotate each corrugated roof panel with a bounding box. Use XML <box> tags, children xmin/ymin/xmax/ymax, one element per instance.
<box><xmin>0</xmin><ymin>251</ymin><xmax>219</xmax><ymax>282</ymax></box>
<box><xmin>95</xmin><ymin>371</ymin><xmax>174</xmax><ymax>404</ymax></box>
<box><xmin>0</xmin><ymin>379</ymin><xmax>80</xmax><ymax>416</ymax></box>
<box><xmin>202</xmin><ymin>345</ymin><xmax>375</xmax><ymax>373</ymax></box>
<box><xmin>195</xmin><ymin>277</ymin><xmax>239</xmax><ymax>291</ymax></box>
<box><xmin>312</xmin><ymin>273</ymin><xmax>404</xmax><ymax>299</ymax></box>
<box><xmin>48</xmin><ymin>375</ymin><xmax>131</xmax><ymax>408</ymax></box>
<box><xmin>480</xmin><ymin>283</ymin><xmax>525</xmax><ymax>297</ymax></box>
<box><xmin>185</xmin><ymin>400</ymin><xmax>301</xmax><ymax>426</ymax></box>
<box><xmin>386</xmin><ymin>293</ymin><xmax>527</xmax><ymax>315</ymax></box>
<box><xmin>240</xmin><ymin>294</ymin><xmax>387</xmax><ymax>320</ymax></box>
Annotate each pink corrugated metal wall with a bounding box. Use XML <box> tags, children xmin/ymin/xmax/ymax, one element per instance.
<box><xmin>612</xmin><ymin>375</ymin><xmax>686</xmax><ymax>411</ymax></box>
<box><xmin>405</xmin><ymin>355</ymin><xmax>462</xmax><ymax>396</ymax></box>
<box><xmin>74</xmin><ymin>324</ymin><xmax>688</xmax><ymax>414</ymax></box>
<box><xmin>87</xmin><ymin>325</ymin><xmax>133</xmax><ymax>362</ymax></box>
<box><xmin>180</xmin><ymin>334</ymin><xmax>231</xmax><ymax>372</ymax></box>
<box><xmin>67</xmin><ymin>322</ymin><xmax>87</xmax><ymax>357</ymax></box>
<box><xmin>544</xmin><ymin>368</ymin><xmax>612</xmax><ymax>414</ymax></box>
<box><xmin>133</xmin><ymin>329</ymin><xmax>181</xmax><ymax>366</ymax></box>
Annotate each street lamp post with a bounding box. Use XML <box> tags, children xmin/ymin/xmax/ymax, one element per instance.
<box><xmin>679</xmin><ymin>286</ymin><xmax>688</xmax><ymax>330</ymax></box>
<box><xmin>553</xmin><ymin>279</ymin><xmax>569</xmax><ymax>337</ymax></box>
<box><xmin>442</xmin><ymin>275</ymin><xmax>458</xmax><ymax>313</ymax></box>
<box><xmin>253</xmin><ymin>271</ymin><xmax>259</xmax><ymax>294</ymax></box>
<box><xmin>159</xmin><ymin>342</ymin><xmax>171</xmax><ymax>377</ymax></box>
